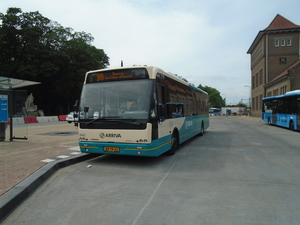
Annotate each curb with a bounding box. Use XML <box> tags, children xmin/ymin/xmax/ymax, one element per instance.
<box><xmin>0</xmin><ymin>153</ymin><xmax>99</xmax><ymax>223</ymax></box>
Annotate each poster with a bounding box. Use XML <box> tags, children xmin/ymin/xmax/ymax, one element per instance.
<box><xmin>0</xmin><ymin>95</ymin><xmax>8</xmax><ymax>122</ymax></box>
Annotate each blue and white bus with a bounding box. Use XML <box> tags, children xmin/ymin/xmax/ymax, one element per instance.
<box><xmin>209</xmin><ymin>108</ymin><xmax>221</xmax><ymax>116</ymax></box>
<box><xmin>262</xmin><ymin>90</ymin><xmax>300</xmax><ymax>131</ymax></box>
<box><xmin>76</xmin><ymin>66</ymin><xmax>209</xmax><ymax>157</ymax></box>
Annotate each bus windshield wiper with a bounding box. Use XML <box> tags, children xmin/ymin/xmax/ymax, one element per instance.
<box><xmin>105</xmin><ymin>119</ymin><xmax>141</xmax><ymax>125</ymax></box>
<box><xmin>85</xmin><ymin>117</ymin><xmax>140</xmax><ymax>126</ymax></box>
<box><xmin>84</xmin><ymin>116</ymin><xmax>122</xmax><ymax>126</ymax></box>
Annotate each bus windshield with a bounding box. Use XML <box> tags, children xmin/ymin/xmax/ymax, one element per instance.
<box><xmin>79</xmin><ymin>79</ymin><xmax>153</xmax><ymax>120</ymax></box>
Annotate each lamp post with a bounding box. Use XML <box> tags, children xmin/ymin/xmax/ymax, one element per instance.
<box><xmin>222</xmin><ymin>94</ymin><xmax>226</xmax><ymax>106</ymax></box>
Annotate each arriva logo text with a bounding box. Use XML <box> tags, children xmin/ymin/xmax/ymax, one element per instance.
<box><xmin>99</xmin><ymin>133</ymin><xmax>122</xmax><ymax>139</ymax></box>
<box><xmin>185</xmin><ymin>121</ymin><xmax>193</xmax><ymax>129</ymax></box>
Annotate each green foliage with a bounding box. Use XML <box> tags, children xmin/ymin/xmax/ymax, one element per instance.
<box><xmin>0</xmin><ymin>7</ymin><xmax>110</xmax><ymax>115</ymax></box>
<box><xmin>236</xmin><ymin>102</ymin><xmax>247</xmax><ymax>108</ymax></box>
<box><xmin>198</xmin><ymin>84</ymin><xmax>225</xmax><ymax>108</ymax></box>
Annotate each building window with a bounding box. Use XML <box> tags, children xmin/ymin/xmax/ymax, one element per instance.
<box><xmin>283</xmin><ymin>85</ymin><xmax>287</xmax><ymax>94</ymax></box>
<box><xmin>279</xmin><ymin>57</ymin><xmax>287</xmax><ymax>65</ymax></box>
<box><xmin>259</xmin><ymin>94</ymin><xmax>263</xmax><ymax>110</ymax></box>
<box><xmin>255</xmin><ymin>73</ymin><xmax>258</xmax><ymax>88</ymax></box>
<box><xmin>280</xmin><ymin>39</ymin><xmax>285</xmax><ymax>46</ymax></box>
<box><xmin>259</xmin><ymin>69</ymin><xmax>263</xmax><ymax>85</ymax></box>
<box><xmin>255</xmin><ymin>96</ymin><xmax>258</xmax><ymax>110</ymax></box>
<box><xmin>287</xmin><ymin>39</ymin><xmax>292</xmax><ymax>46</ymax></box>
<box><xmin>275</xmin><ymin>39</ymin><xmax>279</xmax><ymax>47</ymax></box>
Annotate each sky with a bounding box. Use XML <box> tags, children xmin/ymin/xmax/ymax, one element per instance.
<box><xmin>1</xmin><ymin>0</ymin><xmax>300</xmax><ymax>105</ymax></box>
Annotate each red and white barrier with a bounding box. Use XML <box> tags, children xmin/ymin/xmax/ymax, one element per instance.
<box><xmin>36</xmin><ymin>116</ymin><xmax>59</xmax><ymax>123</ymax></box>
<box><xmin>6</xmin><ymin>115</ymin><xmax>67</xmax><ymax>124</ymax></box>
<box><xmin>58</xmin><ymin>115</ymin><xmax>67</xmax><ymax>121</ymax></box>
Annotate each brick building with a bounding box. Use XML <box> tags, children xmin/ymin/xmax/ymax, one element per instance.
<box><xmin>247</xmin><ymin>14</ymin><xmax>300</xmax><ymax>117</ymax></box>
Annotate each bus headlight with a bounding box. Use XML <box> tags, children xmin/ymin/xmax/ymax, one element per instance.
<box><xmin>137</xmin><ymin>139</ymin><xmax>148</xmax><ymax>143</ymax></box>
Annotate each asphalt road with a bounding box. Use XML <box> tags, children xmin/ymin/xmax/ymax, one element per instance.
<box><xmin>3</xmin><ymin>116</ymin><xmax>300</xmax><ymax>225</ymax></box>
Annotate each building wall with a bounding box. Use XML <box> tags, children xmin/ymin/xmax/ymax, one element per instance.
<box><xmin>267</xmin><ymin>32</ymin><xmax>300</xmax><ymax>82</ymax></box>
<box><xmin>249</xmin><ymin>30</ymin><xmax>300</xmax><ymax>117</ymax></box>
<box><xmin>290</xmin><ymin>64</ymin><xmax>300</xmax><ymax>90</ymax></box>
<box><xmin>221</xmin><ymin>107</ymin><xmax>246</xmax><ymax>115</ymax></box>
<box><xmin>265</xmin><ymin>78</ymin><xmax>290</xmax><ymax>97</ymax></box>
<box><xmin>250</xmin><ymin>38</ymin><xmax>266</xmax><ymax>117</ymax></box>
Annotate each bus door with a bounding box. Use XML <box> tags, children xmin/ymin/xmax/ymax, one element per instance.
<box><xmin>156</xmin><ymin>83</ymin><xmax>169</xmax><ymax>138</ymax></box>
<box><xmin>272</xmin><ymin>100</ymin><xmax>277</xmax><ymax>124</ymax></box>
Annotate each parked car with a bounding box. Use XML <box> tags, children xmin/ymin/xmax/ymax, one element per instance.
<box><xmin>66</xmin><ymin>112</ymin><xmax>78</xmax><ymax>123</ymax></box>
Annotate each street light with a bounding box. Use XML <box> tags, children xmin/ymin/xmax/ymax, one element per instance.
<box><xmin>222</xmin><ymin>94</ymin><xmax>226</xmax><ymax>106</ymax></box>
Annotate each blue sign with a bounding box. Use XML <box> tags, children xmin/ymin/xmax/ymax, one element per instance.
<box><xmin>0</xmin><ymin>95</ymin><xmax>8</xmax><ymax>122</ymax></box>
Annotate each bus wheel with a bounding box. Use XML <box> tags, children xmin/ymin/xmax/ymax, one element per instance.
<box><xmin>289</xmin><ymin>121</ymin><xmax>294</xmax><ymax>131</ymax></box>
<box><xmin>167</xmin><ymin>132</ymin><xmax>178</xmax><ymax>155</ymax></box>
<box><xmin>199</xmin><ymin>122</ymin><xmax>204</xmax><ymax>136</ymax></box>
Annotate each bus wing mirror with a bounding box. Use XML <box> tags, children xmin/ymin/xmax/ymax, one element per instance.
<box><xmin>150</xmin><ymin>98</ymin><xmax>155</xmax><ymax>110</ymax></box>
<box><xmin>73</xmin><ymin>100</ymin><xmax>78</xmax><ymax>111</ymax></box>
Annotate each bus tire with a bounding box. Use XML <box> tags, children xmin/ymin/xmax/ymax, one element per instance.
<box><xmin>166</xmin><ymin>132</ymin><xmax>179</xmax><ymax>155</ymax></box>
<box><xmin>199</xmin><ymin>122</ymin><xmax>204</xmax><ymax>136</ymax></box>
<box><xmin>289</xmin><ymin>120</ymin><xmax>294</xmax><ymax>131</ymax></box>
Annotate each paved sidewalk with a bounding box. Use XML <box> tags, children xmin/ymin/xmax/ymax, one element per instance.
<box><xmin>0</xmin><ymin>122</ymin><xmax>81</xmax><ymax>196</ymax></box>
<box><xmin>0</xmin><ymin>121</ymin><xmax>100</xmax><ymax>222</ymax></box>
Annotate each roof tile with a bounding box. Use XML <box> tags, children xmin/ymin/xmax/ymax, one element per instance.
<box><xmin>264</xmin><ymin>14</ymin><xmax>300</xmax><ymax>30</ymax></box>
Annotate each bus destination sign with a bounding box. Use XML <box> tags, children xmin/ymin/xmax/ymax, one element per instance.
<box><xmin>96</xmin><ymin>72</ymin><xmax>132</xmax><ymax>81</ymax></box>
<box><xmin>87</xmin><ymin>68</ymin><xmax>149</xmax><ymax>83</ymax></box>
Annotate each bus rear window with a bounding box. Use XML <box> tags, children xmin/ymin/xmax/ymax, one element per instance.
<box><xmin>86</xmin><ymin>68</ymin><xmax>149</xmax><ymax>83</ymax></box>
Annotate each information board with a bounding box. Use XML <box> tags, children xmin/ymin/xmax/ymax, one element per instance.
<box><xmin>0</xmin><ymin>95</ymin><xmax>8</xmax><ymax>122</ymax></box>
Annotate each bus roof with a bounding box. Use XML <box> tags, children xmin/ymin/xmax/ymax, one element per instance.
<box><xmin>262</xmin><ymin>89</ymin><xmax>300</xmax><ymax>100</ymax></box>
<box><xmin>86</xmin><ymin>66</ymin><xmax>208</xmax><ymax>95</ymax></box>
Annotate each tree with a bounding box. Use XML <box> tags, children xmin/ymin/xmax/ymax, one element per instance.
<box><xmin>198</xmin><ymin>84</ymin><xmax>225</xmax><ymax>108</ymax></box>
<box><xmin>0</xmin><ymin>7</ymin><xmax>110</xmax><ymax>115</ymax></box>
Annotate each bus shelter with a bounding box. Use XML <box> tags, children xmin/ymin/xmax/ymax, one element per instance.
<box><xmin>0</xmin><ymin>76</ymin><xmax>40</xmax><ymax>141</ymax></box>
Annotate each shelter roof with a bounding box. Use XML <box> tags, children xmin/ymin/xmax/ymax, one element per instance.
<box><xmin>0</xmin><ymin>76</ymin><xmax>40</xmax><ymax>90</ymax></box>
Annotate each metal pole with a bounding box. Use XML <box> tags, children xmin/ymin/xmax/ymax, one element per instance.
<box><xmin>9</xmin><ymin>90</ymin><xmax>13</xmax><ymax>141</ymax></box>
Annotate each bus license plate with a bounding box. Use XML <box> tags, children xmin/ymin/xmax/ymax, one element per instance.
<box><xmin>104</xmin><ymin>147</ymin><xmax>120</xmax><ymax>152</ymax></box>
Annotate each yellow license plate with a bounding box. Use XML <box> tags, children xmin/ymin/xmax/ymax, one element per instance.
<box><xmin>104</xmin><ymin>147</ymin><xmax>120</xmax><ymax>152</ymax></box>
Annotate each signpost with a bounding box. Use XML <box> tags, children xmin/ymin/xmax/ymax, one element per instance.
<box><xmin>0</xmin><ymin>94</ymin><xmax>8</xmax><ymax>141</ymax></box>
<box><xmin>0</xmin><ymin>95</ymin><xmax>8</xmax><ymax>122</ymax></box>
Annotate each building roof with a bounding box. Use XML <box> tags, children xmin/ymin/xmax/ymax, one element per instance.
<box><xmin>264</xmin><ymin>14</ymin><xmax>300</xmax><ymax>30</ymax></box>
<box><xmin>247</xmin><ymin>14</ymin><xmax>300</xmax><ymax>54</ymax></box>
<box><xmin>265</xmin><ymin>60</ymin><xmax>300</xmax><ymax>87</ymax></box>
